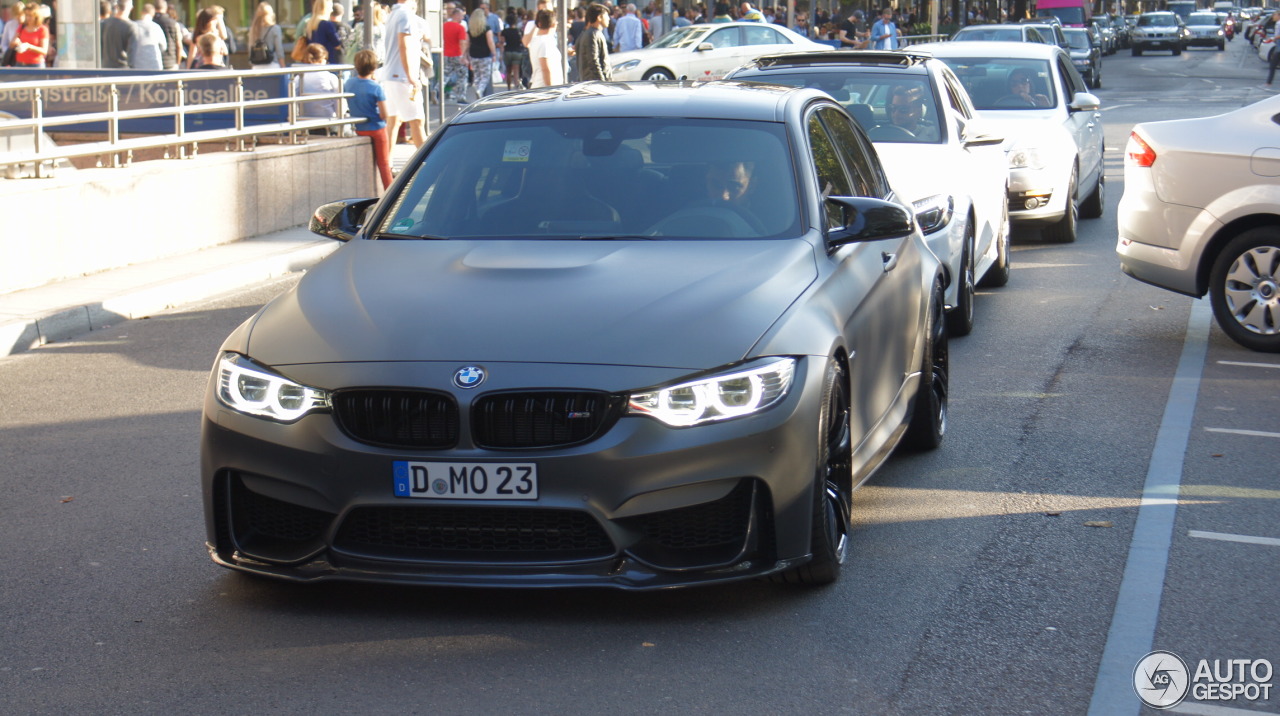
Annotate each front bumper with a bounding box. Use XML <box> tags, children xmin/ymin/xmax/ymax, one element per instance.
<box><xmin>1134</xmin><ymin>34</ymin><xmax>1183</xmax><ymax>50</ymax></box>
<box><xmin>1006</xmin><ymin>164</ymin><xmax>1070</xmax><ymax>225</ymax></box>
<box><xmin>201</xmin><ymin>358</ymin><xmax>828</xmax><ymax>590</ymax></box>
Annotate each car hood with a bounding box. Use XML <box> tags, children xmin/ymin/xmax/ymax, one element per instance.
<box><xmin>247</xmin><ymin>238</ymin><xmax>818</xmax><ymax>370</ymax></box>
<box><xmin>872</xmin><ymin>143</ymin><xmax>961</xmax><ymax>203</ymax></box>
<box><xmin>969</xmin><ymin>114</ymin><xmax>1068</xmax><ymax>150</ymax></box>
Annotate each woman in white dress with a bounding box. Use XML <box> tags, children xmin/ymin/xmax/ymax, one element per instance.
<box><xmin>528</xmin><ymin>9</ymin><xmax>563</xmax><ymax>88</ymax></box>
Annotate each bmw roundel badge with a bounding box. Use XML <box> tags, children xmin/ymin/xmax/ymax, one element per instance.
<box><xmin>453</xmin><ymin>365</ymin><xmax>486</xmax><ymax>389</ymax></box>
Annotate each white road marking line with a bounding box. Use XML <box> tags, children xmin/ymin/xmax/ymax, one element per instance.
<box><xmin>1087</xmin><ymin>299</ymin><xmax>1213</xmax><ymax>716</ymax></box>
<box><xmin>1206</xmin><ymin>428</ymin><xmax>1280</xmax><ymax>439</ymax></box>
<box><xmin>1218</xmin><ymin>360</ymin><xmax>1280</xmax><ymax>369</ymax></box>
<box><xmin>1172</xmin><ymin>701</ymin><xmax>1280</xmax><ymax>716</ymax></box>
<box><xmin>1189</xmin><ymin>530</ymin><xmax>1280</xmax><ymax>548</ymax></box>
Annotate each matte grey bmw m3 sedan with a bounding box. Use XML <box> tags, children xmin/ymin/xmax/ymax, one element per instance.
<box><xmin>201</xmin><ymin>81</ymin><xmax>948</xmax><ymax>590</ymax></box>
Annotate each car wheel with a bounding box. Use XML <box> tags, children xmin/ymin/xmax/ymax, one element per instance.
<box><xmin>946</xmin><ymin>220</ymin><xmax>975</xmax><ymax>337</ymax></box>
<box><xmin>1041</xmin><ymin>167</ymin><xmax>1078</xmax><ymax>243</ymax></box>
<box><xmin>1173</xmin><ymin>45</ymin><xmax>1182</xmax><ymax>55</ymax></box>
<box><xmin>903</xmin><ymin>283</ymin><xmax>948</xmax><ymax>451</ymax></box>
<box><xmin>1219</xmin><ymin>42</ymin><xmax>1226</xmax><ymax>51</ymax></box>
<box><xmin>979</xmin><ymin>197</ymin><xmax>1011</xmax><ymax>288</ymax></box>
<box><xmin>642</xmin><ymin>67</ymin><xmax>675</xmax><ymax>81</ymax></box>
<box><xmin>1092</xmin><ymin>69</ymin><xmax>1102</xmax><ymax>89</ymax></box>
<box><xmin>1208</xmin><ymin>229</ymin><xmax>1280</xmax><ymax>353</ymax></box>
<box><xmin>1080</xmin><ymin>171</ymin><xmax>1105</xmax><ymax>219</ymax></box>
<box><xmin>771</xmin><ymin>359</ymin><xmax>851</xmax><ymax>586</ymax></box>
<box><xmin>1132</xmin><ymin>47</ymin><xmax>1142</xmax><ymax>56</ymax></box>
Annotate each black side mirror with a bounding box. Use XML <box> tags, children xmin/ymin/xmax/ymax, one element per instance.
<box><xmin>309</xmin><ymin>198</ymin><xmax>378</xmax><ymax>242</ymax></box>
<box><xmin>826</xmin><ymin>196</ymin><xmax>915</xmax><ymax>246</ymax></box>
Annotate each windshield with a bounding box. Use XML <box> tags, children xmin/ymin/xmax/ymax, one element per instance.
<box><xmin>954</xmin><ymin>27</ymin><xmax>1026</xmax><ymax>41</ymax></box>
<box><xmin>1064</xmin><ymin>29</ymin><xmax>1092</xmax><ymax>49</ymax></box>
<box><xmin>647</xmin><ymin>25</ymin><xmax>710</xmax><ymax>49</ymax></box>
<box><xmin>936</xmin><ymin>58</ymin><xmax>1058</xmax><ymax>110</ymax></box>
<box><xmin>378</xmin><ymin>118</ymin><xmax>801</xmax><ymax>240</ymax></box>
<box><xmin>1139</xmin><ymin>14</ymin><xmax>1177</xmax><ymax>26</ymax></box>
<box><xmin>741</xmin><ymin>71</ymin><xmax>945</xmax><ymax>144</ymax></box>
<box><xmin>1187</xmin><ymin>13</ymin><xmax>1221</xmax><ymax>25</ymax></box>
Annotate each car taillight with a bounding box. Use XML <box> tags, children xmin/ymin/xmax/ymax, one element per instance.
<box><xmin>1126</xmin><ymin>131</ymin><xmax>1157</xmax><ymax>168</ymax></box>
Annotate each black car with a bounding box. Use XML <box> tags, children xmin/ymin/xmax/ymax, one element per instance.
<box><xmin>1064</xmin><ymin>27</ymin><xmax>1103</xmax><ymax>88</ymax></box>
<box><xmin>200</xmin><ymin>81</ymin><xmax>949</xmax><ymax>590</ymax></box>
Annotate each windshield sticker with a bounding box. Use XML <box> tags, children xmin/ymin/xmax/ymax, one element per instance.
<box><xmin>390</xmin><ymin>218</ymin><xmax>415</xmax><ymax>233</ymax></box>
<box><xmin>503</xmin><ymin>140</ymin><xmax>532</xmax><ymax>162</ymax></box>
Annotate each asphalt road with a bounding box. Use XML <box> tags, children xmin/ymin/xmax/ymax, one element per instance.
<box><xmin>1</xmin><ymin>41</ymin><xmax>1276</xmax><ymax>715</ymax></box>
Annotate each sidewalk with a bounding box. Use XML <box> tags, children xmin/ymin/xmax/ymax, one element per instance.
<box><xmin>0</xmin><ymin>141</ymin><xmax>422</xmax><ymax>359</ymax></box>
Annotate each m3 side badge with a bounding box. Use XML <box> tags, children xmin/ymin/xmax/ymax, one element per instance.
<box><xmin>453</xmin><ymin>365</ymin><xmax>486</xmax><ymax>389</ymax></box>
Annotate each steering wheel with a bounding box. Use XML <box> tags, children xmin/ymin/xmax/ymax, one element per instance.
<box><xmin>868</xmin><ymin>124</ymin><xmax>916</xmax><ymax>141</ymax></box>
<box><xmin>646</xmin><ymin>206</ymin><xmax>757</xmax><ymax>238</ymax></box>
<box><xmin>993</xmin><ymin>94</ymin><xmax>1037</xmax><ymax>108</ymax></box>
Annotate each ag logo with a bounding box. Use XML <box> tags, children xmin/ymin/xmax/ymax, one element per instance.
<box><xmin>1134</xmin><ymin>650</ymin><xmax>1190</xmax><ymax>709</ymax></box>
<box><xmin>453</xmin><ymin>365</ymin><xmax>486</xmax><ymax>389</ymax></box>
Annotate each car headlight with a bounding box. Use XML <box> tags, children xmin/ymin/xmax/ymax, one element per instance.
<box><xmin>912</xmin><ymin>194</ymin><xmax>954</xmax><ymax>234</ymax></box>
<box><xmin>627</xmin><ymin>358</ymin><xmax>796</xmax><ymax>427</ymax></box>
<box><xmin>613</xmin><ymin>59</ymin><xmax>641</xmax><ymax>71</ymax></box>
<box><xmin>216</xmin><ymin>352</ymin><xmax>330</xmax><ymax>422</ymax></box>
<box><xmin>1007</xmin><ymin>147</ymin><xmax>1047</xmax><ymax>170</ymax></box>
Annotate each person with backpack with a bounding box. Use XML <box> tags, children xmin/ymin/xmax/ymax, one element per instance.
<box><xmin>248</xmin><ymin>1</ymin><xmax>284</xmax><ymax>68</ymax></box>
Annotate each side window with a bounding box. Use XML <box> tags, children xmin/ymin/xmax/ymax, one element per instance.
<box><xmin>808</xmin><ymin>113</ymin><xmax>854</xmax><ymax>229</ymax></box>
<box><xmin>705</xmin><ymin>28</ymin><xmax>741</xmax><ymax>48</ymax></box>
<box><xmin>743</xmin><ymin>26</ymin><xmax>787</xmax><ymax>45</ymax></box>
<box><xmin>1058</xmin><ymin>56</ymin><xmax>1086</xmax><ymax>98</ymax></box>
<box><xmin>942</xmin><ymin>71</ymin><xmax>973</xmax><ymax>120</ymax></box>
<box><xmin>817</xmin><ymin>107</ymin><xmax>884</xmax><ymax>199</ymax></box>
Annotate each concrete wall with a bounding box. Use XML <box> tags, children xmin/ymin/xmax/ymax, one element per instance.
<box><xmin>0</xmin><ymin>138</ymin><xmax>377</xmax><ymax>295</ymax></box>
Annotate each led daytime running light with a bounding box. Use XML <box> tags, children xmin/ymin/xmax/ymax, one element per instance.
<box><xmin>216</xmin><ymin>353</ymin><xmax>330</xmax><ymax>422</ymax></box>
<box><xmin>627</xmin><ymin>358</ymin><xmax>796</xmax><ymax>427</ymax></box>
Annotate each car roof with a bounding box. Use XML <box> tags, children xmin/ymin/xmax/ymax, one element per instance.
<box><xmin>737</xmin><ymin>50</ymin><xmax>935</xmax><ymax>75</ymax></box>
<box><xmin>910</xmin><ymin>40</ymin><xmax>1067</xmax><ymax>60</ymax></box>
<box><xmin>450</xmin><ymin>81</ymin><xmax>828</xmax><ymax>124</ymax></box>
<box><xmin>955</xmin><ymin>24</ymin><xmax>1034</xmax><ymax>32</ymax></box>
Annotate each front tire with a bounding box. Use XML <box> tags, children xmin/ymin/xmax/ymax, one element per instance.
<box><xmin>772</xmin><ymin>360</ymin><xmax>851</xmax><ymax>586</ymax></box>
<box><xmin>1080</xmin><ymin>172</ymin><xmax>1105</xmax><ymax>219</ymax></box>
<box><xmin>946</xmin><ymin>221</ymin><xmax>976</xmax><ymax>337</ymax></box>
<box><xmin>979</xmin><ymin>199</ymin><xmax>1011</xmax><ymax>288</ymax></box>
<box><xmin>642</xmin><ymin>67</ymin><xmax>675</xmax><ymax>81</ymax></box>
<box><xmin>1042</xmin><ymin>168</ymin><xmax>1078</xmax><ymax>243</ymax></box>
<box><xmin>1208</xmin><ymin>228</ymin><xmax>1280</xmax><ymax>352</ymax></box>
<box><xmin>904</xmin><ymin>283</ymin><xmax>948</xmax><ymax>451</ymax></box>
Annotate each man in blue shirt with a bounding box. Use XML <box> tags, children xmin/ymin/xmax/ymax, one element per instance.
<box><xmin>870</xmin><ymin>7</ymin><xmax>899</xmax><ymax>50</ymax></box>
<box><xmin>613</xmin><ymin>3</ymin><xmax>643</xmax><ymax>52</ymax></box>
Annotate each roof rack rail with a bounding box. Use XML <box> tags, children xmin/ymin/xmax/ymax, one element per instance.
<box><xmin>750</xmin><ymin>49</ymin><xmax>934</xmax><ymax>69</ymax></box>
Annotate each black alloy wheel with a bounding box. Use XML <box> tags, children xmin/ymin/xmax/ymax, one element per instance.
<box><xmin>904</xmin><ymin>283</ymin><xmax>949</xmax><ymax>451</ymax></box>
<box><xmin>772</xmin><ymin>359</ymin><xmax>852</xmax><ymax>586</ymax></box>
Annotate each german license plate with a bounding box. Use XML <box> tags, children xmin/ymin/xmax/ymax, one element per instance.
<box><xmin>393</xmin><ymin>461</ymin><xmax>537</xmax><ymax>500</ymax></box>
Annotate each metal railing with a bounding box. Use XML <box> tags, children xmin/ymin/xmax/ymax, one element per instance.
<box><xmin>0</xmin><ymin>65</ymin><xmax>360</xmax><ymax>179</ymax></box>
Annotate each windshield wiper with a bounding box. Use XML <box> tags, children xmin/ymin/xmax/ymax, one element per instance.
<box><xmin>578</xmin><ymin>235</ymin><xmax>657</xmax><ymax>241</ymax></box>
<box><xmin>372</xmin><ymin>231</ymin><xmax>448</xmax><ymax>241</ymax></box>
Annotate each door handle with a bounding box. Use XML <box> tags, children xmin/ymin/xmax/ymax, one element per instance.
<box><xmin>882</xmin><ymin>252</ymin><xmax>899</xmax><ymax>272</ymax></box>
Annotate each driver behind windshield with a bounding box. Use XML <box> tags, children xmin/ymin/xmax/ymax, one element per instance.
<box><xmin>883</xmin><ymin>85</ymin><xmax>939</xmax><ymax>141</ymax></box>
<box><xmin>1004</xmin><ymin>69</ymin><xmax>1051</xmax><ymax>107</ymax></box>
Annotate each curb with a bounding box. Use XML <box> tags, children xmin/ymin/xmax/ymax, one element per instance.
<box><xmin>0</xmin><ymin>239</ymin><xmax>339</xmax><ymax>359</ymax></box>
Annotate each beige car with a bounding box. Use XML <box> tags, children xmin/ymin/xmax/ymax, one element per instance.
<box><xmin>1117</xmin><ymin>95</ymin><xmax>1280</xmax><ymax>352</ymax></box>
